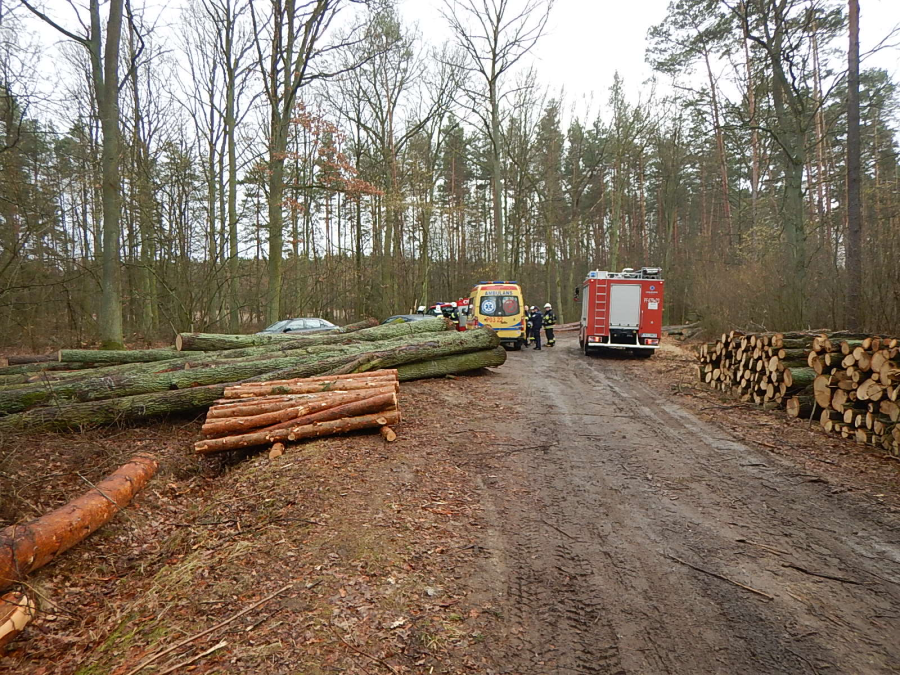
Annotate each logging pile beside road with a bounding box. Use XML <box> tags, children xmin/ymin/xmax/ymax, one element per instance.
<box><xmin>696</xmin><ymin>330</ymin><xmax>900</xmax><ymax>455</ymax></box>
<box><xmin>195</xmin><ymin>370</ymin><xmax>401</xmax><ymax>454</ymax></box>
<box><xmin>0</xmin><ymin>319</ymin><xmax>505</xmax><ymax>432</ymax></box>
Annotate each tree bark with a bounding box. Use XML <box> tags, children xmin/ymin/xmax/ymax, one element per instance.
<box><xmin>175</xmin><ymin>317</ymin><xmax>448</xmax><ymax>351</ymax></box>
<box><xmin>395</xmin><ymin>346</ymin><xmax>507</xmax><ymax>381</ymax></box>
<box><xmin>0</xmin><ymin>384</ymin><xmax>231</xmax><ymax>432</ymax></box>
<box><xmin>845</xmin><ymin>0</ymin><xmax>862</xmax><ymax>330</ymax></box>
<box><xmin>0</xmin><ymin>455</ymin><xmax>157</xmax><ymax>590</ymax></box>
<box><xmin>57</xmin><ymin>348</ymin><xmax>182</xmax><ymax>364</ymax></box>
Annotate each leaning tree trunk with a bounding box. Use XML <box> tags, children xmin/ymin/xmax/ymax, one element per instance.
<box><xmin>0</xmin><ymin>455</ymin><xmax>157</xmax><ymax>590</ymax></box>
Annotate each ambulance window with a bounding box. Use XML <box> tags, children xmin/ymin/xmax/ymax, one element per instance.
<box><xmin>480</xmin><ymin>295</ymin><xmax>519</xmax><ymax>317</ymax></box>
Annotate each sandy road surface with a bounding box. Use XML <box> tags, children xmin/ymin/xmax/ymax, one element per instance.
<box><xmin>463</xmin><ymin>333</ymin><xmax>900</xmax><ymax>674</ymax></box>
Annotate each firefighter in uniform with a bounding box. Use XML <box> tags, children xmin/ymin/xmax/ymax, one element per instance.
<box><xmin>524</xmin><ymin>306</ymin><xmax>533</xmax><ymax>346</ymax></box>
<box><xmin>530</xmin><ymin>306</ymin><xmax>543</xmax><ymax>350</ymax></box>
<box><xmin>441</xmin><ymin>304</ymin><xmax>459</xmax><ymax>323</ymax></box>
<box><xmin>543</xmin><ymin>302</ymin><xmax>557</xmax><ymax>347</ymax></box>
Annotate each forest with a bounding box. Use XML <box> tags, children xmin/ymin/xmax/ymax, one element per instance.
<box><xmin>0</xmin><ymin>0</ymin><xmax>897</xmax><ymax>350</ymax></box>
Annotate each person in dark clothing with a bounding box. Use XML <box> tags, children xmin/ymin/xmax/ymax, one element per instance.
<box><xmin>543</xmin><ymin>302</ymin><xmax>557</xmax><ymax>347</ymax></box>
<box><xmin>441</xmin><ymin>304</ymin><xmax>459</xmax><ymax>323</ymax></box>
<box><xmin>530</xmin><ymin>306</ymin><xmax>543</xmax><ymax>350</ymax></box>
<box><xmin>524</xmin><ymin>307</ymin><xmax>533</xmax><ymax>346</ymax></box>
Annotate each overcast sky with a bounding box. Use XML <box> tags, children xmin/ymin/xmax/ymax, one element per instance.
<box><xmin>400</xmin><ymin>0</ymin><xmax>900</xmax><ymax>118</ymax></box>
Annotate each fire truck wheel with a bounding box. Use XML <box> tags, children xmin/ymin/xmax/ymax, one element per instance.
<box><xmin>634</xmin><ymin>349</ymin><xmax>654</xmax><ymax>358</ymax></box>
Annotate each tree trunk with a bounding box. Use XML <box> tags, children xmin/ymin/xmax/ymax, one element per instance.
<box><xmin>786</xmin><ymin>395</ymin><xmax>815</xmax><ymax>419</ymax></box>
<box><xmin>0</xmin><ymin>329</ymin><xmax>500</xmax><ymax>425</ymax></box>
<box><xmin>0</xmin><ymin>383</ymin><xmax>231</xmax><ymax>432</ymax></box>
<box><xmin>175</xmin><ymin>317</ymin><xmax>448</xmax><ymax>351</ymax></box>
<box><xmin>57</xmin><ymin>348</ymin><xmax>182</xmax><ymax>364</ymax></box>
<box><xmin>5</xmin><ymin>355</ymin><xmax>54</xmax><ymax>365</ymax></box>
<box><xmin>95</xmin><ymin>0</ymin><xmax>126</xmax><ymax>350</ymax></box>
<box><xmin>0</xmin><ymin>455</ymin><xmax>157</xmax><ymax>590</ymax></box>
<box><xmin>845</xmin><ymin>0</ymin><xmax>862</xmax><ymax>330</ymax></box>
<box><xmin>395</xmin><ymin>346</ymin><xmax>507</xmax><ymax>381</ymax></box>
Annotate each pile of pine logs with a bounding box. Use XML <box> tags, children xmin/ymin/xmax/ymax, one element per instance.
<box><xmin>807</xmin><ymin>335</ymin><xmax>900</xmax><ymax>453</ymax></box>
<box><xmin>0</xmin><ymin>319</ymin><xmax>506</xmax><ymax>432</ymax></box>
<box><xmin>696</xmin><ymin>330</ymin><xmax>819</xmax><ymax>406</ymax></box>
<box><xmin>696</xmin><ymin>330</ymin><xmax>899</xmax><ymax>455</ymax></box>
<box><xmin>195</xmin><ymin>370</ymin><xmax>400</xmax><ymax>454</ymax></box>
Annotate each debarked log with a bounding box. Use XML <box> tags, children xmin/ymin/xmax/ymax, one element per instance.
<box><xmin>195</xmin><ymin>404</ymin><xmax>400</xmax><ymax>454</ymax></box>
<box><xmin>0</xmin><ymin>455</ymin><xmax>158</xmax><ymax>591</ymax></box>
<box><xmin>0</xmin><ymin>591</ymin><xmax>36</xmax><ymax>647</ymax></box>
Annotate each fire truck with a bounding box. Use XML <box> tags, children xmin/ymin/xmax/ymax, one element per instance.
<box><xmin>578</xmin><ymin>267</ymin><xmax>664</xmax><ymax>357</ymax></box>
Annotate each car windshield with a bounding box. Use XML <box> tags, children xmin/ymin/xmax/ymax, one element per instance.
<box><xmin>261</xmin><ymin>320</ymin><xmax>291</xmax><ymax>332</ymax></box>
<box><xmin>480</xmin><ymin>295</ymin><xmax>520</xmax><ymax>317</ymax></box>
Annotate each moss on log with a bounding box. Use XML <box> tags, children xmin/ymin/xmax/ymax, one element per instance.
<box><xmin>57</xmin><ymin>348</ymin><xmax>181</xmax><ymax>364</ymax></box>
<box><xmin>396</xmin><ymin>346</ymin><xmax>507</xmax><ymax>381</ymax></box>
<box><xmin>0</xmin><ymin>383</ymin><xmax>231</xmax><ymax>432</ymax></box>
<box><xmin>175</xmin><ymin>317</ymin><xmax>449</xmax><ymax>351</ymax></box>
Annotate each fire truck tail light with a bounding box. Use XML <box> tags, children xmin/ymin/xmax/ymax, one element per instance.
<box><xmin>588</xmin><ymin>336</ymin><xmax>600</xmax><ymax>343</ymax></box>
<box><xmin>643</xmin><ymin>338</ymin><xmax>660</xmax><ymax>346</ymax></box>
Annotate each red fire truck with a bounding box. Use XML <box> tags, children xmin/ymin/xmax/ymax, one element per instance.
<box><xmin>578</xmin><ymin>267</ymin><xmax>664</xmax><ymax>357</ymax></box>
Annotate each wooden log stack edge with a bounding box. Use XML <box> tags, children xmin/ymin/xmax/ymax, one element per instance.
<box><xmin>696</xmin><ymin>330</ymin><xmax>900</xmax><ymax>456</ymax></box>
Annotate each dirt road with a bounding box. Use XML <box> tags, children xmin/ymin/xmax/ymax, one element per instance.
<box><xmin>462</xmin><ymin>333</ymin><xmax>900</xmax><ymax>674</ymax></box>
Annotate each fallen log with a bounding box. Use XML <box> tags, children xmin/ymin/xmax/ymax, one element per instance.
<box><xmin>0</xmin><ymin>333</ymin><xmax>445</xmax><ymax>415</ymax></box>
<box><xmin>0</xmin><ymin>455</ymin><xmax>158</xmax><ymax>591</ymax></box>
<box><xmin>175</xmin><ymin>317</ymin><xmax>448</xmax><ymax>352</ymax></box>
<box><xmin>786</xmin><ymin>395</ymin><xmax>815</xmax><ymax>419</ymax></box>
<box><xmin>6</xmin><ymin>354</ymin><xmax>54</xmax><ymax>365</ymax></box>
<box><xmin>333</xmin><ymin>318</ymin><xmax>379</xmax><ymax>333</ymax></box>
<box><xmin>0</xmin><ymin>591</ymin><xmax>36</xmax><ymax>648</ymax></box>
<box><xmin>0</xmin><ymin>383</ymin><xmax>231</xmax><ymax>432</ymax></box>
<box><xmin>224</xmin><ymin>375</ymin><xmax>398</xmax><ymax>399</ymax></box>
<box><xmin>0</xmin><ymin>330</ymin><xmax>500</xmax><ymax>431</ymax></box>
<box><xmin>240</xmin><ymin>326</ymin><xmax>500</xmax><ymax>383</ymax></box>
<box><xmin>195</xmin><ymin>401</ymin><xmax>400</xmax><ymax>454</ymax></box>
<box><xmin>57</xmin><ymin>348</ymin><xmax>183</xmax><ymax>364</ymax></box>
<box><xmin>395</xmin><ymin>346</ymin><xmax>507</xmax><ymax>381</ymax></box>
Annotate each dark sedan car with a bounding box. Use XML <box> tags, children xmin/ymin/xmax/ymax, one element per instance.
<box><xmin>257</xmin><ymin>318</ymin><xmax>337</xmax><ymax>334</ymax></box>
<box><xmin>380</xmin><ymin>314</ymin><xmax>431</xmax><ymax>325</ymax></box>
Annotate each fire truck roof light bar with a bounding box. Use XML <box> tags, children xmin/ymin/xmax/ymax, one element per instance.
<box><xmin>585</xmin><ymin>267</ymin><xmax>663</xmax><ymax>281</ymax></box>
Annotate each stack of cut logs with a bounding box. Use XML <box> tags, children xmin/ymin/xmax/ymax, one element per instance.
<box><xmin>195</xmin><ymin>370</ymin><xmax>401</xmax><ymax>454</ymax></box>
<box><xmin>808</xmin><ymin>335</ymin><xmax>899</xmax><ymax>453</ymax></box>
<box><xmin>696</xmin><ymin>331</ymin><xmax>818</xmax><ymax>406</ymax></box>
<box><xmin>696</xmin><ymin>330</ymin><xmax>900</xmax><ymax>455</ymax></box>
<box><xmin>0</xmin><ymin>318</ymin><xmax>505</xmax><ymax>432</ymax></box>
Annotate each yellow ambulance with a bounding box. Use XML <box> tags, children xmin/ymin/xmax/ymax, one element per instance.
<box><xmin>466</xmin><ymin>281</ymin><xmax>527</xmax><ymax>350</ymax></box>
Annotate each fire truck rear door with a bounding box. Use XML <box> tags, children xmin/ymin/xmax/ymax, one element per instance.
<box><xmin>609</xmin><ymin>284</ymin><xmax>641</xmax><ymax>329</ymax></box>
